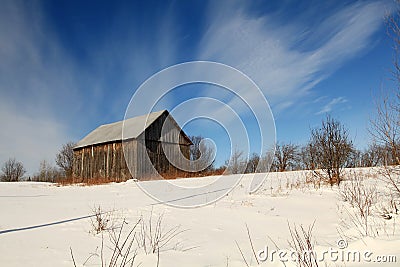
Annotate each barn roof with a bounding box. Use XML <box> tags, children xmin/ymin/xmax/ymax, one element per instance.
<box><xmin>74</xmin><ymin>110</ymin><xmax>189</xmax><ymax>149</ymax></box>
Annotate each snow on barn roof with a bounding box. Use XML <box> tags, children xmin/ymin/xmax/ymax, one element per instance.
<box><xmin>74</xmin><ymin>110</ymin><xmax>167</xmax><ymax>149</ymax></box>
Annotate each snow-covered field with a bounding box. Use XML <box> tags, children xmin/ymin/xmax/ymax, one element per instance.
<box><xmin>0</xmin><ymin>168</ymin><xmax>399</xmax><ymax>266</ymax></box>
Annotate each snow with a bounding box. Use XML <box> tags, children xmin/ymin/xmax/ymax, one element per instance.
<box><xmin>0</xmin><ymin>168</ymin><xmax>399</xmax><ymax>266</ymax></box>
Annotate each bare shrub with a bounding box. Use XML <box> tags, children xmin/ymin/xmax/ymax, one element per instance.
<box><xmin>1</xmin><ymin>158</ymin><xmax>26</xmax><ymax>182</ymax></box>
<box><xmin>90</xmin><ymin>206</ymin><xmax>119</xmax><ymax>235</ymax></box>
<box><xmin>136</xmin><ymin>208</ymin><xmax>186</xmax><ymax>254</ymax></box>
<box><xmin>379</xmin><ymin>166</ymin><xmax>400</xmax><ymax>198</ymax></box>
<box><xmin>338</xmin><ymin>172</ymin><xmax>380</xmax><ymax>237</ymax></box>
<box><xmin>340</xmin><ymin>206</ymin><xmax>377</xmax><ymax>238</ymax></box>
<box><xmin>57</xmin><ymin>176</ymin><xmax>129</xmax><ymax>186</ymax></box>
<box><xmin>73</xmin><ymin>209</ymin><xmax>185</xmax><ymax>266</ymax></box>
<box><xmin>288</xmin><ymin>221</ymin><xmax>319</xmax><ymax>267</ymax></box>
<box><xmin>106</xmin><ymin>219</ymin><xmax>140</xmax><ymax>267</ymax></box>
<box><xmin>338</xmin><ymin>172</ymin><xmax>377</xmax><ymax>219</ymax></box>
<box><xmin>72</xmin><ymin>218</ymin><xmax>140</xmax><ymax>267</ymax></box>
<box><xmin>303</xmin><ymin>171</ymin><xmax>322</xmax><ymax>190</ymax></box>
<box><xmin>236</xmin><ymin>222</ymin><xmax>320</xmax><ymax>267</ymax></box>
<box><xmin>377</xmin><ymin>192</ymin><xmax>399</xmax><ymax>220</ymax></box>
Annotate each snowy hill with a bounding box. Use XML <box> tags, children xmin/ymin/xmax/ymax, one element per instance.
<box><xmin>0</xmin><ymin>168</ymin><xmax>399</xmax><ymax>266</ymax></box>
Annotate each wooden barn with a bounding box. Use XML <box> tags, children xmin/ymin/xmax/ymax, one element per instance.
<box><xmin>72</xmin><ymin>110</ymin><xmax>192</xmax><ymax>182</ymax></box>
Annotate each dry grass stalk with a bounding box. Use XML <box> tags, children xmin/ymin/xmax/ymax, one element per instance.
<box><xmin>136</xmin><ymin>208</ymin><xmax>186</xmax><ymax>254</ymax></box>
<box><xmin>338</xmin><ymin>172</ymin><xmax>377</xmax><ymax>220</ymax></box>
<box><xmin>70</xmin><ymin>218</ymin><xmax>140</xmax><ymax>267</ymax></box>
<box><xmin>288</xmin><ymin>221</ymin><xmax>319</xmax><ymax>267</ymax></box>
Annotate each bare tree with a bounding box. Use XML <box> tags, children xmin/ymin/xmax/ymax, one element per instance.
<box><xmin>360</xmin><ymin>143</ymin><xmax>385</xmax><ymax>167</ymax></box>
<box><xmin>33</xmin><ymin>160</ymin><xmax>62</xmax><ymax>182</ymax></box>
<box><xmin>189</xmin><ymin>135</ymin><xmax>215</xmax><ymax>173</ymax></box>
<box><xmin>245</xmin><ymin>153</ymin><xmax>260</xmax><ymax>173</ymax></box>
<box><xmin>56</xmin><ymin>142</ymin><xmax>75</xmax><ymax>178</ymax></box>
<box><xmin>347</xmin><ymin>149</ymin><xmax>362</xmax><ymax>168</ymax></box>
<box><xmin>226</xmin><ymin>148</ymin><xmax>244</xmax><ymax>174</ymax></box>
<box><xmin>369</xmin><ymin>8</ymin><xmax>400</xmax><ymax>166</ymax></box>
<box><xmin>257</xmin><ymin>151</ymin><xmax>275</xmax><ymax>173</ymax></box>
<box><xmin>274</xmin><ymin>142</ymin><xmax>299</xmax><ymax>172</ymax></box>
<box><xmin>1</xmin><ymin>158</ymin><xmax>26</xmax><ymax>182</ymax></box>
<box><xmin>369</xmin><ymin>93</ymin><xmax>400</xmax><ymax>165</ymax></box>
<box><xmin>300</xmin><ymin>143</ymin><xmax>318</xmax><ymax>170</ymax></box>
<box><xmin>310</xmin><ymin>115</ymin><xmax>354</xmax><ymax>186</ymax></box>
<box><xmin>363</xmin><ymin>9</ymin><xmax>400</xmax><ymax>197</ymax></box>
<box><xmin>189</xmin><ymin>136</ymin><xmax>202</xmax><ymax>161</ymax></box>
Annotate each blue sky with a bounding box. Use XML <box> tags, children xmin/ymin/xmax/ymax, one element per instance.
<box><xmin>0</xmin><ymin>0</ymin><xmax>397</xmax><ymax>174</ymax></box>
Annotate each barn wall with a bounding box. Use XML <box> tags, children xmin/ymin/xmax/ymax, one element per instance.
<box><xmin>136</xmin><ymin>140</ymin><xmax>191</xmax><ymax>179</ymax></box>
<box><xmin>73</xmin><ymin>140</ymin><xmax>135</xmax><ymax>182</ymax></box>
<box><xmin>136</xmin><ymin>112</ymin><xmax>191</xmax><ymax>179</ymax></box>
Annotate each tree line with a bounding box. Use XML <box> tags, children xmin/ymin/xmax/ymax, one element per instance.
<box><xmin>222</xmin><ymin>113</ymin><xmax>400</xmax><ymax>186</ymax></box>
<box><xmin>0</xmin><ymin>110</ymin><xmax>398</xmax><ymax>184</ymax></box>
<box><xmin>0</xmin><ymin>142</ymin><xmax>75</xmax><ymax>182</ymax></box>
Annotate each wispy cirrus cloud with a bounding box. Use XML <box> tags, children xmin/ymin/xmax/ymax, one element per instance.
<box><xmin>197</xmin><ymin>0</ymin><xmax>393</xmax><ymax>113</ymax></box>
<box><xmin>0</xmin><ymin>0</ymin><xmax>98</xmax><ymax>173</ymax></box>
<box><xmin>315</xmin><ymin>97</ymin><xmax>348</xmax><ymax>115</ymax></box>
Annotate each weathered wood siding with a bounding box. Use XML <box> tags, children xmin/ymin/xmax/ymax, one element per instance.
<box><xmin>137</xmin><ymin>112</ymin><xmax>191</xmax><ymax>179</ymax></box>
<box><xmin>73</xmin><ymin>140</ymin><xmax>135</xmax><ymax>182</ymax></box>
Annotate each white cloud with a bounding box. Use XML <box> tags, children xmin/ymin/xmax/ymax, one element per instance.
<box><xmin>315</xmin><ymin>97</ymin><xmax>348</xmax><ymax>115</ymax></box>
<box><xmin>313</xmin><ymin>96</ymin><xmax>328</xmax><ymax>103</ymax></box>
<box><xmin>0</xmin><ymin>1</ymin><xmax>83</xmax><ymax>174</ymax></box>
<box><xmin>0</xmin><ymin>102</ymin><xmax>68</xmax><ymax>175</ymax></box>
<box><xmin>197</xmin><ymin>0</ymin><xmax>392</xmax><ymax>113</ymax></box>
